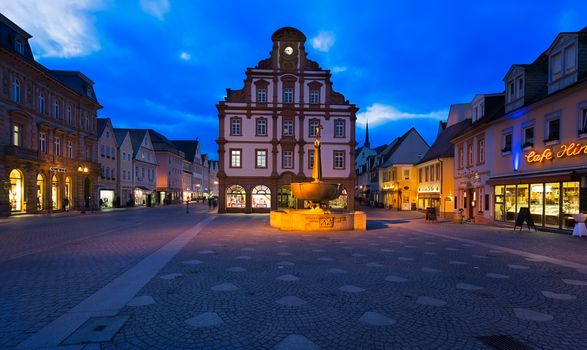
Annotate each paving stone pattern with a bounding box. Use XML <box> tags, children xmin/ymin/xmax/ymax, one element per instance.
<box><xmin>102</xmin><ymin>212</ymin><xmax>587</xmax><ymax>350</ymax></box>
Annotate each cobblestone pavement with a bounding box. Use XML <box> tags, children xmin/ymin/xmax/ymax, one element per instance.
<box><xmin>0</xmin><ymin>204</ymin><xmax>211</xmax><ymax>348</ymax></box>
<box><xmin>88</xmin><ymin>210</ymin><xmax>586</xmax><ymax>350</ymax></box>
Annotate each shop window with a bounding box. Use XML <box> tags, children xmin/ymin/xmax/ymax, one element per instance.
<box><xmin>278</xmin><ymin>185</ymin><xmax>295</xmax><ymax>209</ymax></box>
<box><xmin>252</xmin><ymin>185</ymin><xmax>271</xmax><ymax>209</ymax></box>
<box><xmin>505</xmin><ymin>185</ymin><xmax>516</xmax><ymax>222</ymax></box>
<box><xmin>530</xmin><ymin>184</ymin><xmax>544</xmax><ymax>226</ymax></box>
<box><xmin>255</xmin><ymin>149</ymin><xmax>267</xmax><ymax>168</ymax></box>
<box><xmin>230</xmin><ymin>149</ymin><xmax>241</xmax><ymax>168</ymax></box>
<box><xmin>562</xmin><ymin>181</ymin><xmax>580</xmax><ymax>229</ymax></box>
<box><xmin>256</xmin><ymin>118</ymin><xmax>267</xmax><ymax>136</ymax></box>
<box><xmin>37</xmin><ymin>174</ymin><xmax>45</xmax><ymax>210</ymax></box>
<box><xmin>283</xmin><ymin>119</ymin><xmax>294</xmax><ymax>136</ymax></box>
<box><xmin>544</xmin><ymin>182</ymin><xmax>560</xmax><ymax>228</ymax></box>
<box><xmin>494</xmin><ymin>186</ymin><xmax>504</xmax><ymax>221</ymax></box>
<box><xmin>282</xmin><ymin>151</ymin><xmax>293</xmax><ymax>169</ymax></box>
<box><xmin>230</xmin><ymin>117</ymin><xmax>241</xmax><ymax>136</ymax></box>
<box><xmin>226</xmin><ymin>185</ymin><xmax>246</xmax><ymax>208</ymax></box>
<box><xmin>51</xmin><ymin>175</ymin><xmax>60</xmax><ymax>210</ymax></box>
<box><xmin>545</xmin><ymin>118</ymin><xmax>560</xmax><ymax>142</ymax></box>
<box><xmin>65</xmin><ymin>177</ymin><xmax>72</xmax><ymax>209</ymax></box>
<box><xmin>9</xmin><ymin>169</ymin><xmax>24</xmax><ymax>212</ymax></box>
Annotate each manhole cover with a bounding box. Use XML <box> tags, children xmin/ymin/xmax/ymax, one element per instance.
<box><xmin>476</xmin><ymin>335</ymin><xmax>531</xmax><ymax>350</ymax></box>
<box><xmin>62</xmin><ymin>316</ymin><xmax>128</xmax><ymax>345</ymax></box>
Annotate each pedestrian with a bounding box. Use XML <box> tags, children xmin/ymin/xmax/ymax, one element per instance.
<box><xmin>208</xmin><ymin>196</ymin><xmax>213</xmax><ymax>209</ymax></box>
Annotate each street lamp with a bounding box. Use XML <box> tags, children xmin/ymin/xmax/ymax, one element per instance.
<box><xmin>78</xmin><ymin>166</ymin><xmax>89</xmax><ymax>213</ymax></box>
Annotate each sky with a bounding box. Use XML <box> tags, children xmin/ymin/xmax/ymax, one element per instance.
<box><xmin>2</xmin><ymin>0</ymin><xmax>586</xmax><ymax>158</ymax></box>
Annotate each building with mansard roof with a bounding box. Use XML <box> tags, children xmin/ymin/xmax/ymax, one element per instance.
<box><xmin>216</xmin><ymin>27</ymin><xmax>358</xmax><ymax>213</ymax></box>
<box><xmin>0</xmin><ymin>13</ymin><xmax>101</xmax><ymax>216</ymax></box>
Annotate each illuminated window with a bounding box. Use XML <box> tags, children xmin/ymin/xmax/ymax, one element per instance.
<box><xmin>12</xmin><ymin>124</ymin><xmax>21</xmax><ymax>147</ymax></box>
<box><xmin>37</xmin><ymin>174</ymin><xmax>45</xmax><ymax>210</ymax></box>
<box><xmin>9</xmin><ymin>169</ymin><xmax>24</xmax><ymax>212</ymax></box>
<box><xmin>255</xmin><ymin>149</ymin><xmax>267</xmax><ymax>168</ymax></box>
<box><xmin>230</xmin><ymin>149</ymin><xmax>241</xmax><ymax>168</ymax></box>
<box><xmin>252</xmin><ymin>185</ymin><xmax>271</xmax><ymax>208</ymax></box>
<box><xmin>226</xmin><ymin>185</ymin><xmax>246</xmax><ymax>208</ymax></box>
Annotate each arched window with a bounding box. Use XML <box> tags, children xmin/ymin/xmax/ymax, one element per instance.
<box><xmin>54</xmin><ymin>101</ymin><xmax>60</xmax><ymax>118</ymax></box>
<box><xmin>51</xmin><ymin>175</ymin><xmax>60</xmax><ymax>210</ymax></box>
<box><xmin>9</xmin><ymin>169</ymin><xmax>24</xmax><ymax>212</ymax></box>
<box><xmin>329</xmin><ymin>188</ymin><xmax>348</xmax><ymax>210</ymax></box>
<box><xmin>12</xmin><ymin>79</ymin><xmax>21</xmax><ymax>102</ymax></box>
<box><xmin>252</xmin><ymin>185</ymin><xmax>271</xmax><ymax>208</ymax></box>
<box><xmin>37</xmin><ymin>174</ymin><xmax>45</xmax><ymax>210</ymax></box>
<box><xmin>278</xmin><ymin>185</ymin><xmax>296</xmax><ymax>209</ymax></box>
<box><xmin>226</xmin><ymin>185</ymin><xmax>246</xmax><ymax>208</ymax></box>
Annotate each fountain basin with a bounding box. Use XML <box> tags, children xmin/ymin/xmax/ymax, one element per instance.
<box><xmin>270</xmin><ymin>209</ymin><xmax>366</xmax><ymax>231</ymax></box>
<box><xmin>290</xmin><ymin>182</ymin><xmax>341</xmax><ymax>202</ymax></box>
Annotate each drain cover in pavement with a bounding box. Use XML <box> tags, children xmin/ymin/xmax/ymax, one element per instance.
<box><xmin>475</xmin><ymin>335</ymin><xmax>531</xmax><ymax>350</ymax></box>
<box><xmin>62</xmin><ymin>316</ymin><xmax>129</xmax><ymax>345</ymax></box>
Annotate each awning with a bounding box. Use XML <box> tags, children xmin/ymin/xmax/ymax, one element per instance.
<box><xmin>487</xmin><ymin>171</ymin><xmax>574</xmax><ymax>185</ymax></box>
<box><xmin>135</xmin><ymin>186</ymin><xmax>152</xmax><ymax>191</ymax></box>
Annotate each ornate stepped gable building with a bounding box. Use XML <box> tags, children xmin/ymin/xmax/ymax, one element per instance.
<box><xmin>217</xmin><ymin>27</ymin><xmax>358</xmax><ymax>213</ymax></box>
<box><xmin>0</xmin><ymin>13</ymin><xmax>101</xmax><ymax>216</ymax></box>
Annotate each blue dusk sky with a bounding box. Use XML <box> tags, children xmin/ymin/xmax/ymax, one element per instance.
<box><xmin>2</xmin><ymin>0</ymin><xmax>586</xmax><ymax>157</ymax></box>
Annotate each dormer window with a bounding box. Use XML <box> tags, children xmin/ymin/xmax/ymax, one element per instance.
<box><xmin>551</xmin><ymin>52</ymin><xmax>562</xmax><ymax>81</ymax></box>
<box><xmin>564</xmin><ymin>45</ymin><xmax>576</xmax><ymax>74</ymax></box>
<box><xmin>86</xmin><ymin>86</ymin><xmax>92</xmax><ymax>98</ymax></box>
<box><xmin>508</xmin><ymin>81</ymin><xmax>515</xmax><ymax>102</ymax></box>
<box><xmin>14</xmin><ymin>38</ymin><xmax>24</xmax><ymax>55</ymax></box>
<box><xmin>516</xmin><ymin>76</ymin><xmax>524</xmax><ymax>97</ymax></box>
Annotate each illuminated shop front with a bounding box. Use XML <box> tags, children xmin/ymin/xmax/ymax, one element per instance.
<box><xmin>417</xmin><ymin>185</ymin><xmax>441</xmax><ymax>211</ymax></box>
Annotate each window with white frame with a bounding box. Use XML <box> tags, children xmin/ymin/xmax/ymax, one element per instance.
<box><xmin>334</xmin><ymin>119</ymin><xmax>345</xmax><ymax>138</ymax></box>
<box><xmin>54</xmin><ymin>137</ymin><xmax>61</xmax><ymax>156</ymax></box>
<box><xmin>39</xmin><ymin>132</ymin><xmax>47</xmax><ymax>153</ymax></box>
<box><xmin>282</xmin><ymin>151</ymin><xmax>293</xmax><ymax>169</ymax></box>
<box><xmin>257</xmin><ymin>88</ymin><xmax>266</xmax><ymax>103</ymax></box>
<box><xmin>230</xmin><ymin>149</ymin><xmax>241</xmax><ymax>168</ymax></box>
<box><xmin>334</xmin><ymin>151</ymin><xmax>345</xmax><ymax>169</ymax></box>
<box><xmin>508</xmin><ymin>81</ymin><xmax>515</xmax><ymax>102</ymax></box>
<box><xmin>66</xmin><ymin>107</ymin><xmax>72</xmax><ymax>124</ymax></box>
<box><xmin>256</xmin><ymin>149</ymin><xmax>267</xmax><ymax>168</ymax></box>
<box><xmin>67</xmin><ymin>140</ymin><xmax>73</xmax><ymax>158</ymax></box>
<box><xmin>545</xmin><ymin>117</ymin><xmax>560</xmax><ymax>142</ymax></box>
<box><xmin>230</xmin><ymin>117</ymin><xmax>241</xmax><ymax>136</ymax></box>
<box><xmin>457</xmin><ymin>146</ymin><xmax>464</xmax><ymax>169</ymax></box>
<box><xmin>467</xmin><ymin>143</ymin><xmax>473</xmax><ymax>166</ymax></box>
<box><xmin>283</xmin><ymin>88</ymin><xmax>294</xmax><ymax>103</ymax></box>
<box><xmin>477</xmin><ymin>138</ymin><xmax>485</xmax><ymax>164</ymax></box>
<box><xmin>54</xmin><ymin>101</ymin><xmax>60</xmax><ymax>118</ymax></box>
<box><xmin>283</xmin><ymin>119</ymin><xmax>294</xmax><ymax>136</ymax></box>
<box><xmin>12</xmin><ymin>79</ymin><xmax>21</xmax><ymax>103</ymax></box>
<box><xmin>517</xmin><ymin>76</ymin><xmax>524</xmax><ymax>97</ymax></box>
<box><xmin>256</xmin><ymin>118</ymin><xmax>267</xmax><ymax>136</ymax></box>
<box><xmin>309</xmin><ymin>119</ymin><xmax>320</xmax><ymax>137</ymax></box>
<box><xmin>310</xmin><ymin>89</ymin><xmax>319</xmax><ymax>104</ymax></box>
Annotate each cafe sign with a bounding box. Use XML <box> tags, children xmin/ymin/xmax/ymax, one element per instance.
<box><xmin>525</xmin><ymin>142</ymin><xmax>587</xmax><ymax>163</ymax></box>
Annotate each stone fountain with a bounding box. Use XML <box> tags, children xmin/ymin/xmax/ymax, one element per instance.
<box><xmin>270</xmin><ymin>126</ymin><xmax>366</xmax><ymax>231</ymax></box>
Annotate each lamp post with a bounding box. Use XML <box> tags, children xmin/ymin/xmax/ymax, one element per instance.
<box><xmin>196</xmin><ymin>183</ymin><xmax>201</xmax><ymax>201</ymax></box>
<box><xmin>77</xmin><ymin>166</ymin><xmax>89</xmax><ymax>214</ymax></box>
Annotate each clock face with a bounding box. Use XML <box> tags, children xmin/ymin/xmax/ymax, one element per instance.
<box><xmin>284</xmin><ymin>46</ymin><xmax>293</xmax><ymax>55</ymax></box>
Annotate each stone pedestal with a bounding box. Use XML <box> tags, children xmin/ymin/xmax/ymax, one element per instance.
<box><xmin>270</xmin><ymin>209</ymin><xmax>367</xmax><ymax>231</ymax></box>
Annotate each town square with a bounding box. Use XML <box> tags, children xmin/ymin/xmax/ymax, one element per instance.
<box><xmin>1</xmin><ymin>0</ymin><xmax>587</xmax><ymax>349</ymax></box>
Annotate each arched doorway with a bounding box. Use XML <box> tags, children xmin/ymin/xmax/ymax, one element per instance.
<box><xmin>329</xmin><ymin>188</ymin><xmax>348</xmax><ymax>210</ymax></box>
<box><xmin>51</xmin><ymin>175</ymin><xmax>60</xmax><ymax>210</ymax></box>
<box><xmin>36</xmin><ymin>173</ymin><xmax>45</xmax><ymax>210</ymax></box>
<box><xmin>9</xmin><ymin>169</ymin><xmax>24</xmax><ymax>212</ymax></box>
<box><xmin>252</xmin><ymin>185</ymin><xmax>271</xmax><ymax>211</ymax></box>
<box><xmin>65</xmin><ymin>176</ymin><xmax>72</xmax><ymax>210</ymax></box>
<box><xmin>226</xmin><ymin>185</ymin><xmax>246</xmax><ymax>209</ymax></box>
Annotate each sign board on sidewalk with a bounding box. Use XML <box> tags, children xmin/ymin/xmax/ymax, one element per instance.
<box><xmin>514</xmin><ymin>207</ymin><xmax>536</xmax><ymax>231</ymax></box>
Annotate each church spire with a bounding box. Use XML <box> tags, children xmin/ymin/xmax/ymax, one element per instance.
<box><xmin>364</xmin><ymin>119</ymin><xmax>370</xmax><ymax>148</ymax></box>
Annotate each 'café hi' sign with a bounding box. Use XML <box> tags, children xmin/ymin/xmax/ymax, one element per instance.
<box><xmin>525</xmin><ymin>142</ymin><xmax>587</xmax><ymax>163</ymax></box>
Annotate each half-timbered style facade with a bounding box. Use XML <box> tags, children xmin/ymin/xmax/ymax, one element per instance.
<box><xmin>217</xmin><ymin>27</ymin><xmax>358</xmax><ymax>213</ymax></box>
